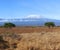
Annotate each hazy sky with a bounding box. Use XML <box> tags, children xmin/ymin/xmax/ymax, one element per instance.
<box><xmin>0</xmin><ymin>0</ymin><xmax>60</xmax><ymax>19</ymax></box>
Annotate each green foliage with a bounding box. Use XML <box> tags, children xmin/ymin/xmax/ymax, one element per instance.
<box><xmin>4</xmin><ymin>22</ymin><xmax>16</xmax><ymax>28</ymax></box>
<box><xmin>44</xmin><ymin>22</ymin><xmax>55</xmax><ymax>28</ymax></box>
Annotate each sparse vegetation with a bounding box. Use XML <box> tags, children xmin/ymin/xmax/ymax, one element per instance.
<box><xmin>0</xmin><ymin>27</ymin><xmax>60</xmax><ymax>50</ymax></box>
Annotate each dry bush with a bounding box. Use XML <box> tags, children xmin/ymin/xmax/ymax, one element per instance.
<box><xmin>0</xmin><ymin>33</ymin><xmax>22</xmax><ymax>50</ymax></box>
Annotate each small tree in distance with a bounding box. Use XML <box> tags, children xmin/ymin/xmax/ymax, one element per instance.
<box><xmin>4</xmin><ymin>22</ymin><xmax>16</xmax><ymax>28</ymax></box>
<box><xmin>44</xmin><ymin>22</ymin><xmax>55</xmax><ymax>28</ymax></box>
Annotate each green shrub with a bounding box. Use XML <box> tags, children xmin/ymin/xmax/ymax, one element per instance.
<box><xmin>4</xmin><ymin>22</ymin><xmax>16</xmax><ymax>28</ymax></box>
<box><xmin>44</xmin><ymin>22</ymin><xmax>55</xmax><ymax>28</ymax></box>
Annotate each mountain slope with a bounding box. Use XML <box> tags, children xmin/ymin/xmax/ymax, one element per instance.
<box><xmin>0</xmin><ymin>18</ymin><xmax>60</xmax><ymax>26</ymax></box>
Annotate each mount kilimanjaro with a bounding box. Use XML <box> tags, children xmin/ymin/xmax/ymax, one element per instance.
<box><xmin>0</xmin><ymin>18</ymin><xmax>60</xmax><ymax>26</ymax></box>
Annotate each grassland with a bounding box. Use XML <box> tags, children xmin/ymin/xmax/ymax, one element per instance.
<box><xmin>0</xmin><ymin>26</ymin><xmax>60</xmax><ymax>33</ymax></box>
<box><xmin>0</xmin><ymin>26</ymin><xmax>60</xmax><ymax>50</ymax></box>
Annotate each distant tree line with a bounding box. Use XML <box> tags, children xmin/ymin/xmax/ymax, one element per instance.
<box><xmin>0</xmin><ymin>22</ymin><xmax>56</xmax><ymax>28</ymax></box>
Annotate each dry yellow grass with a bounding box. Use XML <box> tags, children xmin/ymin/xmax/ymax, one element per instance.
<box><xmin>14</xmin><ymin>32</ymin><xmax>60</xmax><ymax>50</ymax></box>
<box><xmin>0</xmin><ymin>27</ymin><xmax>60</xmax><ymax>50</ymax></box>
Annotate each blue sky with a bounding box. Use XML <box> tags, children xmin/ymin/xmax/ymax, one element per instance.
<box><xmin>0</xmin><ymin>0</ymin><xmax>60</xmax><ymax>19</ymax></box>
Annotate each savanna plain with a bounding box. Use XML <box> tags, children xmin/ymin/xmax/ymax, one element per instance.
<box><xmin>0</xmin><ymin>27</ymin><xmax>60</xmax><ymax>50</ymax></box>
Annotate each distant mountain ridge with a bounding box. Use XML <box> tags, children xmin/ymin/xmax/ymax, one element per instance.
<box><xmin>0</xmin><ymin>18</ymin><xmax>60</xmax><ymax>26</ymax></box>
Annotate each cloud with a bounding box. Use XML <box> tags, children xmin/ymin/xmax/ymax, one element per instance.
<box><xmin>0</xmin><ymin>15</ymin><xmax>43</xmax><ymax>22</ymax></box>
<box><xmin>25</xmin><ymin>15</ymin><xmax>42</xmax><ymax>18</ymax></box>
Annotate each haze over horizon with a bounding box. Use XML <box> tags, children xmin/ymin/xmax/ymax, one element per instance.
<box><xmin>0</xmin><ymin>0</ymin><xmax>60</xmax><ymax>20</ymax></box>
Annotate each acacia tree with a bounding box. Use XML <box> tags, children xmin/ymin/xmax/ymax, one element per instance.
<box><xmin>4</xmin><ymin>22</ymin><xmax>16</xmax><ymax>28</ymax></box>
<box><xmin>44</xmin><ymin>22</ymin><xmax>55</xmax><ymax>28</ymax></box>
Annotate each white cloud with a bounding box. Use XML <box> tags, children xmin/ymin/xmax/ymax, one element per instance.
<box><xmin>0</xmin><ymin>15</ymin><xmax>44</xmax><ymax>22</ymax></box>
<box><xmin>25</xmin><ymin>15</ymin><xmax>42</xmax><ymax>18</ymax></box>
<box><xmin>0</xmin><ymin>19</ymin><xmax>8</xmax><ymax>22</ymax></box>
